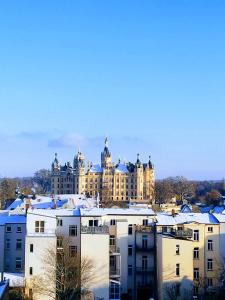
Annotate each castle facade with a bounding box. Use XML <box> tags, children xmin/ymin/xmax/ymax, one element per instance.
<box><xmin>51</xmin><ymin>138</ymin><xmax>155</xmax><ymax>203</ymax></box>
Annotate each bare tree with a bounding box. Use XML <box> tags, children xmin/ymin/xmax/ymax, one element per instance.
<box><xmin>0</xmin><ymin>178</ymin><xmax>18</xmax><ymax>209</ymax></box>
<box><xmin>33</xmin><ymin>169</ymin><xmax>51</xmax><ymax>194</ymax></box>
<box><xmin>28</xmin><ymin>236</ymin><xmax>95</xmax><ymax>300</ymax></box>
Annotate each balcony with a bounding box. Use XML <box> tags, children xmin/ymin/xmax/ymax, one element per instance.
<box><xmin>135</xmin><ymin>244</ymin><xmax>155</xmax><ymax>252</ymax></box>
<box><xmin>81</xmin><ymin>225</ymin><xmax>109</xmax><ymax>234</ymax></box>
<box><xmin>110</xmin><ymin>268</ymin><xmax>120</xmax><ymax>278</ymax></box>
<box><xmin>110</xmin><ymin>245</ymin><xmax>120</xmax><ymax>254</ymax></box>
<box><xmin>171</xmin><ymin>228</ymin><xmax>193</xmax><ymax>238</ymax></box>
<box><xmin>136</xmin><ymin>267</ymin><xmax>155</xmax><ymax>274</ymax></box>
<box><xmin>135</xmin><ymin>225</ymin><xmax>154</xmax><ymax>233</ymax></box>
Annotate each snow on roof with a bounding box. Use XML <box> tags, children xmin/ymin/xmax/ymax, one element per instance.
<box><xmin>0</xmin><ymin>215</ymin><xmax>26</xmax><ymax>225</ymax></box>
<box><xmin>7</xmin><ymin>194</ymin><xmax>97</xmax><ymax>210</ymax></box>
<box><xmin>115</xmin><ymin>163</ymin><xmax>129</xmax><ymax>173</ymax></box>
<box><xmin>27</xmin><ymin>208</ymin><xmax>80</xmax><ymax>217</ymax></box>
<box><xmin>3</xmin><ymin>273</ymin><xmax>25</xmax><ymax>287</ymax></box>
<box><xmin>89</xmin><ymin>164</ymin><xmax>103</xmax><ymax>173</ymax></box>
<box><xmin>156</xmin><ymin>213</ymin><xmax>219</xmax><ymax>225</ymax></box>
<box><xmin>80</xmin><ymin>207</ymin><xmax>155</xmax><ymax>216</ymax></box>
<box><xmin>213</xmin><ymin>213</ymin><xmax>225</xmax><ymax>223</ymax></box>
<box><xmin>7</xmin><ymin>198</ymin><xmax>23</xmax><ymax>210</ymax></box>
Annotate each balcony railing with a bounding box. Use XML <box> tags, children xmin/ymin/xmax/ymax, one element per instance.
<box><xmin>136</xmin><ymin>267</ymin><xmax>155</xmax><ymax>274</ymax></box>
<box><xmin>135</xmin><ymin>225</ymin><xmax>154</xmax><ymax>233</ymax></box>
<box><xmin>110</xmin><ymin>268</ymin><xmax>120</xmax><ymax>277</ymax></box>
<box><xmin>135</xmin><ymin>244</ymin><xmax>155</xmax><ymax>252</ymax></box>
<box><xmin>81</xmin><ymin>225</ymin><xmax>109</xmax><ymax>234</ymax></box>
<box><xmin>110</xmin><ymin>245</ymin><xmax>120</xmax><ymax>254</ymax></box>
<box><xmin>171</xmin><ymin>228</ymin><xmax>193</xmax><ymax>238</ymax></box>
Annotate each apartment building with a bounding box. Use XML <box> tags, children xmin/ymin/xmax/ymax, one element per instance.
<box><xmin>0</xmin><ymin>214</ymin><xmax>26</xmax><ymax>276</ymax></box>
<box><xmin>156</xmin><ymin>213</ymin><xmax>220</xmax><ymax>298</ymax></box>
<box><xmin>24</xmin><ymin>207</ymin><xmax>157</xmax><ymax>300</ymax></box>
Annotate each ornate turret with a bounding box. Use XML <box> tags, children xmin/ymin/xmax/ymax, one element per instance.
<box><xmin>136</xmin><ymin>153</ymin><xmax>142</xmax><ymax>168</ymax></box>
<box><xmin>52</xmin><ymin>153</ymin><xmax>60</xmax><ymax>171</ymax></box>
<box><xmin>73</xmin><ymin>149</ymin><xmax>85</xmax><ymax>174</ymax></box>
<box><xmin>101</xmin><ymin>137</ymin><xmax>112</xmax><ymax>168</ymax></box>
<box><xmin>148</xmin><ymin>155</ymin><xmax>153</xmax><ymax>169</ymax></box>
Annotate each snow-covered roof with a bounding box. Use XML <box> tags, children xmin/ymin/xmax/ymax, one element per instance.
<box><xmin>27</xmin><ymin>208</ymin><xmax>80</xmax><ymax>217</ymax></box>
<box><xmin>115</xmin><ymin>163</ymin><xmax>129</xmax><ymax>174</ymax></box>
<box><xmin>89</xmin><ymin>164</ymin><xmax>103</xmax><ymax>173</ymax></box>
<box><xmin>213</xmin><ymin>214</ymin><xmax>225</xmax><ymax>223</ymax></box>
<box><xmin>7</xmin><ymin>194</ymin><xmax>97</xmax><ymax>211</ymax></box>
<box><xmin>80</xmin><ymin>207</ymin><xmax>155</xmax><ymax>216</ymax></box>
<box><xmin>156</xmin><ymin>213</ymin><xmax>219</xmax><ymax>225</ymax></box>
<box><xmin>3</xmin><ymin>273</ymin><xmax>25</xmax><ymax>287</ymax></box>
<box><xmin>0</xmin><ymin>215</ymin><xmax>26</xmax><ymax>225</ymax></box>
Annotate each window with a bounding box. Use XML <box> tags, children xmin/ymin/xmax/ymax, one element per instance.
<box><xmin>176</xmin><ymin>263</ymin><xmax>180</xmax><ymax>276</ymax></box>
<box><xmin>128</xmin><ymin>245</ymin><xmax>133</xmax><ymax>256</ymax></box>
<box><xmin>193</xmin><ymin>230</ymin><xmax>199</xmax><ymax>241</ymax></box>
<box><xmin>110</xmin><ymin>256</ymin><xmax>116</xmax><ymax>269</ymax></box>
<box><xmin>207</xmin><ymin>240</ymin><xmax>213</xmax><ymax>251</ymax></box>
<box><xmin>142</xmin><ymin>235</ymin><xmax>148</xmax><ymax>249</ymax></box>
<box><xmin>30</xmin><ymin>244</ymin><xmax>34</xmax><ymax>253</ymax></box>
<box><xmin>57</xmin><ymin>219</ymin><xmax>63</xmax><ymax>226</ymax></box>
<box><xmin>88</xmin><ymin>220</ymin><xmax>99</xmax><ymax>227</ymax></box>
<box><xmin>6</xmin><ymin>239</ymin><xmax>10</xmax><ymax>250</ymax></box>
<box><xmin>69</xmin><ymin>225</ymin><xmax>77</xmax><ymax>236</ymax></box>
<box><xmin>142</xmin><ymin>256</ymin><xmax>148</xmax><ymax>270</ymax></box>
<box><xmin>128</xmin><ymin>224</ymin><xmax>132</xmax><ymax>235</ymax></box>
<box><xmin>208</xmin><ymin>227</ymin><xmax>213</xmax><ymax>233</ymax></box>
<box><xmin>29</xmin><ymin>289</ymin><xmax>33</xmax><ymax>300</ymax></box>
<box><xmin>193</xmin><ymin>247</ymin><xmax>199</xmax><ymax>259</ymax></box>
<box><xmin>162</xmin><ymin>226</ymin><xmax>168</xmax><ymax>233</ymax></box>
<box><xmin>29</xmin><ymin>267</ymin><xmax>33</xmax><ymax>275</ymax></box>
<box><xmin>207</xmin><ymin>278</ymin><xmax>213</xmax><ymax>287</ymax></box>
<box><xmin>110</xmin><ymin>235</ymin><xmax>115</xmax><ymax>246</ymax></box>
<box><xmin>16</xmin><ymin>257</ymin><xmax>22</xmax><ymax>270</ymax></box>
<box><xmin>16</xmin><ymin>239</ymin><xmax>22</xmax><ymax>250</ymax></box>
<box><xmin>207</xmin><ymin>259</ymin><xmax>213</xmax><ymax>271</ymax></box>
<box><xmin>194</xmin><ymin>268</ymin><xmax>199</xmax><ymax>280</ymax></box>
<box><xmin>193</xmin><ymin>286</ymin><xmax>199</xmax><ymax>295</ymax></box>
<box><xmin>110</xmin><ymin>281</ymin><xmax>120</xmax><ymax>300</ymax></box>
<box><xmin>69</xmin><ymin>246</ymin><xmax>77</xmax><ymax>257</ymax></box>
<box><xmin>57</xmin><ymin>237</ymin><xmax>63</xmax><ymax>248</ymax></box>
<box><xmin>6</xmin><ymin>225</ymin><xmax>11</xmax><ymax>233</ymax></box>
<box><xmin>110</xmin><ymin>219</ymin><xmax>116</xmax><ymax>226</ymax></box>
<box><xmin>17</xmin><ymin>226</ymin><xmax>22</xmax><ymax>233</ymax></box>
<box><xmin>176</xmin><ymin>245</ymin><xmax>180</xmax><ymax>255</ymax></box>
<box><xmin>128</xmin><ymin>264</ymin><xmax>132</xmax><ymax>275</ymax></box>
<box><xmin>142</xmin><ymin>219</ymin><xmax>148</xmax><ymax>226</ymax></box>
<box><xmin>35</xmin><ymin>221</ymin><xmax>45</xmax><ymax>233</ymax></box>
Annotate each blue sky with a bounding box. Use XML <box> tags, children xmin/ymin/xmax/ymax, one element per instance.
<box><xmin>0</xmin><ymin>0</ymin><xmax>225</xmax><ymax>179</ymax></box>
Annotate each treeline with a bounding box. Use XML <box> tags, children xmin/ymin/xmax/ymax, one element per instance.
<box><xmin>0</xmin><ymin>169</ymin><xmax>51</xmax><ymax>209</ymax></box>
<box><xmin>155</xmin><ymin>176</ymin><xmax>225</xmax><ymax>205</ymax></box>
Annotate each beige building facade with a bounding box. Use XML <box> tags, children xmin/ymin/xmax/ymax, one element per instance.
<box><xmin>51</xmin><ymin>138</ymin><xmax>155</xmax><ymax>203</ymax></box>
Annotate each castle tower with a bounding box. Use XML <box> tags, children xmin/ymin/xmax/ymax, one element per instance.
<box><xmin>73</xmin><ymin>150</ymin><xmax>86</xmax><ymax>194</ymax></box>
<box><xmin>101</xmin><ymin>137</ymin><xmax>113</xmax><ymax>169</ymax></box>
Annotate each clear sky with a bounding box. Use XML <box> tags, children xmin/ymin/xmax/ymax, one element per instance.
<box><xmin>0</xmin><ymin>0</ymin><xmax>224</xmax><ymax>179</ymax></box>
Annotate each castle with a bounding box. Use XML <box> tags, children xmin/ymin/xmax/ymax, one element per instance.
<box><xmin>51</xmin><ymin>138</ymin><xmax>155</xmax><ymax>203</ymax></box>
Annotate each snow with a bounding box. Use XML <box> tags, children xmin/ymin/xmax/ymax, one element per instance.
<box><xmin>156</xmin><ymin>213</ymin><xmax>219</xmax><ymax>225</ymax></box>
<box><xmin>115</xmin><ymin>163</ymin><xmax>129</xmax><ymax>173</ymax></box>
<box><xmin>7</xmin><ymin>194</ymin><xmax>97</xmax><ymax>211</ymax></box>
<box><xmin>89</xmin><ymin>164</ymin><xmax>103</xmax><ymax>173</ymax></box>
<box><xmin>0</xmin><ymin>215</ymin><xmax>26</xmax><ymax>225</ymax></box>
<box><xmin>80</xmin><ymin>207</ymin><xmax>155</xmax><ymax>216</ymax></box>
<box><xmin>3</xmin><ymin>273</ymin><xmax>25</xmax><ymax>287</ymax></box>
<box><xmin>213</xmin><ymin>214</ymin><xmax>225</xmax><ymax>223</ymax></box>
<box><xmin>27</xmin><ymin>208</ymin><xmax>80</xmax><ymax>217</ymax></box>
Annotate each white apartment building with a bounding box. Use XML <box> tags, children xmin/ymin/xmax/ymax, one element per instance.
<box><xmin>25</xmin><ymin>206</ymin><xmax>157</xmax><ymax>300</ymax></box>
